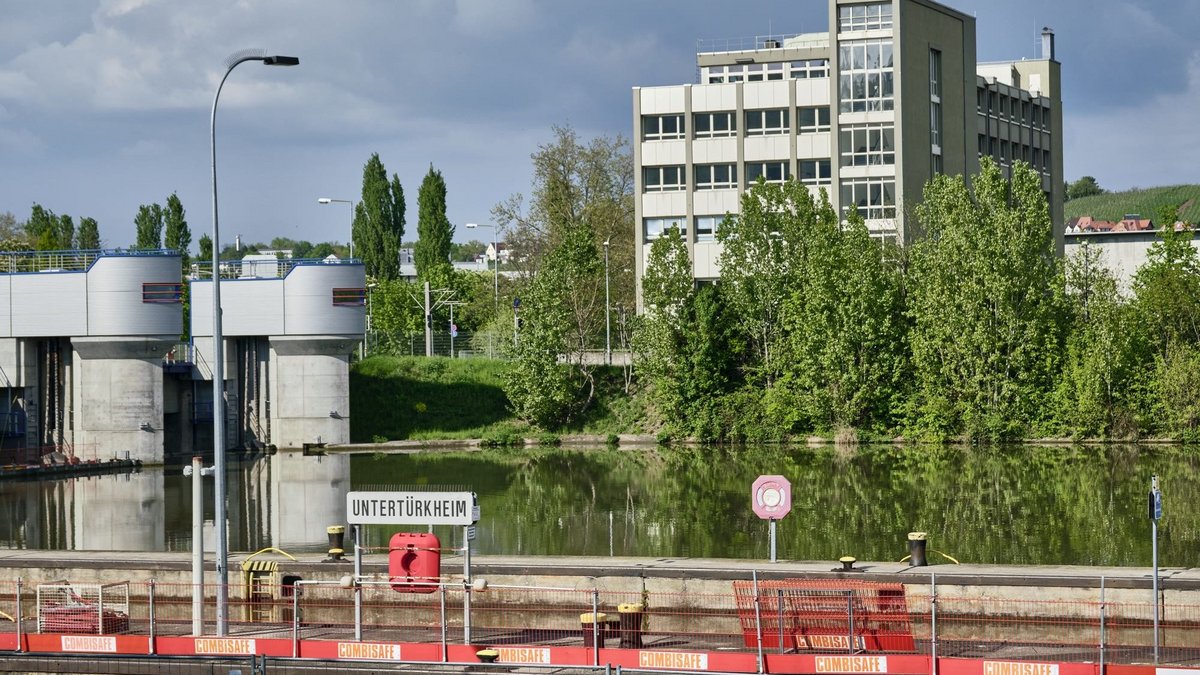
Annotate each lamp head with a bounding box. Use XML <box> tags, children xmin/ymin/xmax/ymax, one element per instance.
<box><xmin>263</xmin><ymin>55</ymin><xmax>300</xmax><ymax>66</ymax></box>
<box><xmin>465</xmin><ymin>222</ymin><xmax>478</xmax><ymax>229</ymax></box>
<box><xmin>318</xmin><ymin>198</ymin><xmax>332</xmax><ymax>204</ymax></box>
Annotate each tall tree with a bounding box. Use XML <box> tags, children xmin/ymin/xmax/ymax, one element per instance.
<box><xmin>354</xmin><ymin>153</ymin><xmax>405</xmax><ymax>280</ymax></box>
<box><xmin>632</xmin><ymin>225</ymin><xmax>693</xmax><ymax>421</ymax></box>
<box><xmin>492</xmin><ymin>125</ymin><xmax>635</xmax><ymax>310</ymax></box>
<box><xmin>163</xmin><ymin>193</ymin><xmax>191</xmax><ymax>263</ymax></box>
<box><xmin>134</xmin><ymin>203</ymin><xmax>164</xmax><ymax>249</ymax></box>
<box><xmin>1065</xmin><ymin>175</ymin><xmax>1104</xmax><ymax>201</ymax></box>
<box><xmin>907</xmin><ymin>158</ymin><xmax>1066</xmax><ymax>440</ymax></box>
<box><xmin>198</xmin><ymin>233</ymin><xmax>213</xmax><ymax>262</ymax></box>
<box><xmin>415</xmin><ymin>164</ymin><xmax>454</xmax><ymax>281</ymax></box>
<box><xmin>77</xmin><ymin>217</ymin><xmax>101</xmax><ymax>249</ymax></box>
<box><xmin>25</xmin><ymin>204</ymin><xmax>71</xmax><ymax>250</ymax></box>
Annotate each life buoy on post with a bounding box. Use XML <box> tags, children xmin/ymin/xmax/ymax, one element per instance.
<box><xmin>388</xmin><ymin>532</ymin><xmax>441</xmax><ymax>594</ymax></box>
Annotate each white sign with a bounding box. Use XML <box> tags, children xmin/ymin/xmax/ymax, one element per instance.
<box><xmin>467</xmin><ymin>525</ymin><xmax>477</xmax><ymax>540</ymax></box>
<box><xmin>346</xmin><ymin>491</ymin><xmax>478</xmax><ymax>525</ymax></box>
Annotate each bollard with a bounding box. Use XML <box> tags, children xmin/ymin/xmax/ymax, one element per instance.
<box><xmin>581</xmin><ymin>612</ymin><xmax>608</xmax><ymax>647</ymax></box>
<box><xmin>908</xmin><ymin>532</ymin><xmax>928</xmax><ymax>567</ymax></box>
<box><xmin>839</xmin><ymin>556</ymin><xmax>857</xmax><ymax>571</ymax></box>
<box><xmin>477</xmin><ymin>649</ymin><xmax>500</xmax><ymax>663</ymax></box>
<box><xmin>617</xmin><ymin>603</ymin><xmax>645</xmax><ymax>648</ymax></box>
<box><xmin>325</xmin><ymin>525</ymin><xmax>346</xmax><ymax>562</ymax></box>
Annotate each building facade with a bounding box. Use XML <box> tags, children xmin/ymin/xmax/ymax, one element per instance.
<box><xmin>633</xmin><ymin>0</ymin><xmax>1063</xmax><ymax>300</ymax></box>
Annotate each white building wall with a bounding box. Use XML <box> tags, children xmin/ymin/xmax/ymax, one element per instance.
<box><xmin>86</xmin><ymin>255</ymin><xmax>182</xmax><ymax>336</ymax></box>
<box><xmin>283</xmin><ymin>264</ymin><xmax>366</xmax><ymax>335</ymax></box>
<box><xmin>694</xmin><ymin>242</ymin><xmax>724</xmax><ymax>279</ymax></box>
<box><xmin>12</xmin><ymin>274</ymin><xmax>87</xmax><ymax>336</ymax></box>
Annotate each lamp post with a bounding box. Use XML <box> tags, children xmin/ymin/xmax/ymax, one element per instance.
<box><xmin>465</xmin><ymin>222</ymin><xmax>498</xmax><ymax>309</ymax></box>
<box><xmin>603</xmin><ymin>239</ymin><xmax>611</xmax><ymax>366</ymax></box>
<box><xmin>318</xmin><ymin>197</ymin><xmax>355</xmax><ymax>259</ymax></box>
<box><xmin>210</xmin><ymin>49</ymin><xmax>298</xmax><ymax>637</ymax></box>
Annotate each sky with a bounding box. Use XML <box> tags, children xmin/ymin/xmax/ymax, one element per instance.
<box><xmin>2</xmin><ymin>0</ymin><xmax>1199</xmax><ymax>251</ymax></box>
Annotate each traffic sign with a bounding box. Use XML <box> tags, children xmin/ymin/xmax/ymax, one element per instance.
<box><xmin>1149</xmin><ymin>489</ymin><xmax>1163</xmax><ymax>521</ymax></box>
<box><xmin>451</xmin><ymin>323</ymin><xmax>458</xmax><ymax>338</ymax></box>
<box><xmin>752</xmin><ymin>475</ymin><xmax>792</xmax><ymax>520</ymax></box>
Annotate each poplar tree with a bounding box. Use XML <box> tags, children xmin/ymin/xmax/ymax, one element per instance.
<box><xmin>354</xmin><ymin>153</ymin><xmax>405</xmax><ymax>279</ymax></box>
<box><xmin>163</xmin><ymin>192</ymin><xmax>191</xmax><ymax>264</ymax></box>
<box><xmin>134</xmin><ymin>203</ymin><xmax>164</xmax><ymax>249</ymax></box>
<box><xmin>414</xmin><ymin>164</ymin><xmax>454</xmax><ymax>281</ymax></box>
<box><xmin>77</xmin><ymin>217</ymin><xmax>101</xmax><ymax>249</ymax></box>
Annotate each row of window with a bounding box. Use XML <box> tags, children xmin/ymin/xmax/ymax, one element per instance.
<box><xmin>703</xmin><ymin>59</ymin><xmax>829</xmax><ymax>84</ymax></box>
<box><xmin>644</xmin><ymin>160</ymin><xmax>834</xmax><ymax>192</ymax></box>
<box><xmin>838</xmin><ymin>39</ymin><xmax>894</xmax><ymax>113</ymax></box>
<box><xmin>642</xmin><ymin>176</ymin><xmax>896</xmax><ymax>241</ymax></box>
<box><xmin>643</xmin><ymin>107</ymin><xmax>831</xmax><ymax>141</ymax></box>
<box><xmin>978</xmin><ymin>87</ymin><xmax>1052</xmax><ymax>130</ymax></box>
<box><xmin>977</xmin><ymin>135</ymin><xmax>1053</xmax><ymax>175</ymax></box>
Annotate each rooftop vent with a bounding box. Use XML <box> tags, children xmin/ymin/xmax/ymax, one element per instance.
<box><xmin>1040</xmin><ymin>27</ymin><xmax>1055</xmax><ymax>61</ymax></box>
<box><xmin>763</xmin><ymin>39</ymin><xmax>781</xmax><ymax>48</ymax></box>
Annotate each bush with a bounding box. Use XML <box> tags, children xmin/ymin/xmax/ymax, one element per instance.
<box><xmin>480</xmin><ymin>430</ymin><xmax>523</xmax><ymax>448</ymax></box>
<box><xmin>535</xmin><ymin>433</ymin><xmax>561</xmax><ymax>447</ymax></box>
<box><xmin>605</xmin><ymin>433</ymin><xmax>620</xmax><ymax>448</ymax></box>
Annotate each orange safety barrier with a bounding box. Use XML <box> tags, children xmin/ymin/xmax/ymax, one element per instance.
<box><xmin>733</xmin><ymin>579</ymin><xmax>916</xmax><ymax>652</ymax></box>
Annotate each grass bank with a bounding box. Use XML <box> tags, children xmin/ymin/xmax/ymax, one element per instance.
<box><xmin>349</xmin><ymin>355</ymin><xmax>648</xmax><ymax>442</ymax></box>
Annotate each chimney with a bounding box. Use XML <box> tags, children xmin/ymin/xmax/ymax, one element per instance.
<box><xmin>1041</xmin><ymin>27</ymin><xmax>1055</xmax><ymax>60</ymax></box>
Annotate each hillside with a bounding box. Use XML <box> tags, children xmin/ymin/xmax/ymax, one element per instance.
<box><xmin>1065</xmin><ymin>184</ymin><xmax>1200</xmax><ymax>223</ymax></box>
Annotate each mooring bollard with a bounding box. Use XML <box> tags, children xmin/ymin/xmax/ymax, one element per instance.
<box><xmin>325</xmin><ymin>525</ymin><xmax>346</xmax><ymax>562</ymax></box>
<box><xmin>908</xmin><ymin>531</ymin><xmax>928</xmax><ymax>567</ymax></box>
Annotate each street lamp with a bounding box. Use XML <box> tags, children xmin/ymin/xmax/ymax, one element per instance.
<box><xmin>603</xmin><ymin>239</ymin><xmax>611</xmax><ymax>366</ymax></box>
<box><xmin>210</xmin><ymin>48</ymin><xmax>298</xmax><ymax>637</ymax></box>
<box><xmin>465</xmin><ymin>222</ymin><xmax>498</xmax><ymax>308</ymax></box>
<box><xmin>318</xmin><ymin>197</ymin><xmax>355</xmax><ymax>260</ymax></box>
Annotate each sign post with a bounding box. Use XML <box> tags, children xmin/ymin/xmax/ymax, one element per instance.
<box><xmin>346</xmin><ymin>491</ymin><xmax>479</xmax><ymax>642</ymax></box>
<box><xmin>751</xmin><ymin>475</ymin><xmax>792</xmax><ymax>562</ymax></box>
<box><xmin>1149</xmin><ymin>475</ymin><xmax>1163</xmax><ymax>663</ymax></box>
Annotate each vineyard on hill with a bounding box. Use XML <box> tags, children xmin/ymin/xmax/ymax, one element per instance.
<box><xmin>1065</xmin><ymin>184</ymin><xmax>1200</xmax><ymax>223</ymax></box>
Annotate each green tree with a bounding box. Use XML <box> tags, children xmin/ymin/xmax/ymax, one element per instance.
<box><xmin>355</xmin><ymin>153</ymin><xmax>405</xmax><ymax>279</ymax></box>
<box><xmin>492</xmin><ymin>125</ymin><xmax>635</xmax><ymax>313</ymax></box>
<box><xmin>907</xmin><ymin>158</ymin><xmax>1066</xmax><ymax>440</ymax></box>
<box><xmin>503</xmin><ymin>224</ymin><xmax>602</xmax><ymax>427</ymax></box>
<box><xmin>198</xmin><ymin>233</ymin><xmax>213</xmax><ymax>261</ymax></box>
<box><xmin>25</xmin><ymin>204</ymin><xmax>72</xmax><ymax>250</ymax></box>
<box><xmin>163</xmin><ymin>193</ymin><xmax>191</xmax><ymax>262</ymax></box>
<box><xmin>1133</xmin><ymin>206</ymin><xmax>1200</xmax><ymax>356</ymax></box>
<box><xmin>77</xmin><ymin>217</ymin><xmax>101</xmax><ymax>249</ymax></box>
<box><xmin>415</xmin><ymin>165</ymin><xmax>454</xmax><ymax>282</ymax></box>
<box><xmin>134</xmin><ymin>203</ymin><xmax>164</xmax><ymax>249</ymax></box>
<box><xmin>633</xmin><ymin>225</ymin><xmax>692</xmax><ymax>419</ymax></box>
<box><xmin>1066</xmin><ymin>175</ymin><xmax>1104</xmax><ymax>201</ymax></box>
<box><xmin>1053</xmin><ymin>241</ymin><xmax>1150</xmax><ymax>437</ymax></box>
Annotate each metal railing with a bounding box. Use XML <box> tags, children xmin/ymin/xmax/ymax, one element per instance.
<box><xmin>1</xmin><ymin>574</ymin><xmax>1198</xmax><ymax>666</ymax></box>
<box><xmin>0</xmin><ymin>248</ymin><xmax>178</xmax><ymax>275</ymax></box>
<box><xmin>189</xmin><ymin>257</ymin><xmax>358</xmax><ymax>281</ymax></box>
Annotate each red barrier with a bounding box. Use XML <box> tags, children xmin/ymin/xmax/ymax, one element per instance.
<box><xmin>388</xmin><ymin>532</ymin><xmax>440</xmax><ymax>593</ymax></box>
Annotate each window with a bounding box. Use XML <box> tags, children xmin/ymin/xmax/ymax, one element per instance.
<box><xmin>745</xmin><ymin>161</ymin><xmax>790</xmax><ymax>185</ymax></box>
<box><xmin>695</xmin><ymin>164</ymin><xmax>737</xmax><ymax>190</ymax></box>
<box><xmin>1032</xmin><ymin>104</ymin><xmax>1041</xmax><ymax>128</ymax></box>
<box><xmin>643</xmin><ymin>165</ymin><xmax>686</xmax><ymax>192</ymax></box>
<box><xmin>766</xmin><ymin>62</ymin><xmax>785</xmax><ymax>80</ymax></box>
<box><xmin>790</xmin><ymin>59</ymin><xmax>829</xmax><ymax>79</ymax></box>
<box><xmin>978</xmin><ymin>134</ymin><xmax>987</xmax><ymax>156</ymax></box>
<box><xmin>1042</xmin><ymin>105</ymin><xmax>1051</xmax><ymax>129</ymax></box>
<box><xmin>643</xmin><ymin>217</ymin><xmax>686</xmax><ymax>241</ymax></box>
<box><xmin>726</xmin><ymin>64</ymin><xmax>745</xmax><ymax>83</ymax></box>
<box><xmin>977</xmin><ymin>87</ymin><xmax>985</xmax><ymax>112</ymax></box>
<box><xmin>332</xmin><ymin>287</ymin><xmax>366</xmax><ymax>306</ymax></box>
<box><xmin>1032</xmin><ymin>148</ymin><xmax>1042</xmax><ymax>171</ymax></box>
<box><xmin>706</xmin><ymin>65</ymin><xmax>725</xmax><ymax>84</ymax></box>
<box><xmin>838</xmin><ymin>3</ymin><xmax>893</xmax><ymax>32</ymax></box>
<box><xmin>695</xmin><ymin>215</ymin><xmax>723</xmax><ymax>242</ymax></box>
<box><xmin>1021</xmin><ymin>100</ymin><xmax>1030</xmax><ymax>125</ymax></box>
<box><xmin>841</xmin><ymin>179</ymin><xmax>896</xmax><ymax>220</ymax></box>
<box><xmin>746</xmin><ymin>63</ymin><xmax>764</xmax><ymax>81</ymax></box>
<box><xmin>838</xmin><ymin>39</ymin><xmax>894</xmax><ymax>113</ymax></box>
<box><xmin>642</xmin><ymin>114</ymin><xmax>684</xmax><ymax>141</ymax></box>
<box><xmin>800</xmin><ymin>159</ymin><xmax>832</xmax><ymax>186</ymax></box>
<box><xmin>931</xmin><ymin>153</ymin><xmax>943</xmax><ymax>176</ymax></box>
<box><xmin>798</xmin><ymin>106</ymin><xmax>831</xmax><ymax>133</ymax></box>
<box><xmin>930</xmin><ymin>49</ymin><xmax>942</xmax><ymax>155</ymax></box>
<box><xmin>143</xmin><ymin>282</ymin><xmax>183</xmax><ymax>304</ymax></box>
<box><xmin>745</xmin><ymin>108</ymin><xmax>790</xmax><ymax>136</ymax></box>
<box><xmin>839</xmin><ymin>124</ymin><xmax>895</xmax><ymax>166</ymax></box>
<box><xmin>694</xmin><ymin>111</ymin><xmax>737</xmax><ymax>138</ymax></box>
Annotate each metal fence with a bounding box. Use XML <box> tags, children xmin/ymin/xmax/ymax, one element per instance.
<box><xmin>2</xmin><ymin>575</ymin><xmax>1198</xmax><ymax>666</ymax></box>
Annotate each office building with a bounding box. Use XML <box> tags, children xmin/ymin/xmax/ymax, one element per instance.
<box><xmin>633</xmin><ymin>0</ymin><xmax>1063</xmax><ymax>298</ymax></box>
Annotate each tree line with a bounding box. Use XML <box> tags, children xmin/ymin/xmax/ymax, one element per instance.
<box><xmin>622</xmin><ymin>158</ymin><xmax>1200</xmax><ymax>442</ymax></box>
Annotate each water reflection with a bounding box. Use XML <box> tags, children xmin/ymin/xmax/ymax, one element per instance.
<box><xmin>2</xmin><ymin>445</ymin><xmax>1198</xmax><ymax>566</ymax></box>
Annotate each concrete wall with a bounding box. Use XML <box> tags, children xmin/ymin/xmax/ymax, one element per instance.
<box><xmin>71</xmin><ymin>337</ymin><xmax>174</xmax><ymax>464</ymax></box>
<box><xmin>1064</xmin><ymin>231</ymin><xmax>1178</xmax><ymax>294</ymax></box>
<box><xmin>268</xmin><ymin>337</ymin><xmax>355</xmax><ymax>448</ymax></box>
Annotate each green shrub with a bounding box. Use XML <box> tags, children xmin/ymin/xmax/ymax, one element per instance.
<box><xmin>536</xmin><ymin>432</ymin><xmax>561</xmax><ymax>447</ymax></box>
<box><xmin>605</xmin><ymin>433</ymin><xmax>620</xmax><ymax>448</ymax></box>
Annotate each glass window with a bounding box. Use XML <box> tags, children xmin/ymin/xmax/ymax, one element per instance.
<box><xmin>840</xmin><ymin>178</ymin><xmax>896</xmax><ymax>220</ymax></box>
<box><xmin>642</xmin><ymin>114</ymin><xmax>684</xmax><ymax>141</ymax></box>
<box><xmin>838</xmin><ymin>3</ymin><xmax>893</xmax><ymax>32</ymax></box>
<box><xmin>745</xmin><ymin>108</ymin><xmax>790</xmax><ymax>136</ymax></box>
<box><xmin>800</xmin><ymin>159</ymin><xmax>832</xmax><ymax>186</ymax></box>
<box><xmin>643</xmin><ymin>217</ymin><xmax>686</xmax><ymax>242</ymax></box>
<box><xmin>838</xmin><ymin>39</ymin><xmax>894</xmax><ymax>113</ymax></box>
<box><xmin>789</xmin><ymin>59</ymin><xmax>829</xmax><ymax>79</ymax></box>
<box><xmin>643</xmin><ymin>166</ymin><xmax>686</xmax><ymax>192</ymax></box>
<box><xmin>695</xmin><ymin>215</ymin><xmax>723</xmax><ymax>242</ymax></box>
<box><xmin>838</xmin><ymin>124</ymin><xmax>895</xmax><ymax>167</ymax></box>
<box><xmin>745</xmin><ymin>161</ymin><xmax>790</xmax><ymax>185</ymax></box>
<box><xmin>766</xmin><ymin>63</ymin><xmax>785</xmax><ymax>80</ymax></box>
<box><xmin>694</xmin><ymin>111</ymin><xmax>736</xmax><ymax>138</ymax></box>
<box><xmin>798</xmin><ymin>106</ymin><xmax>831</xmax><ymax>133</ymax></box>
<box><xmin>695</xmin><ymin>163</ymin><xmax>737</xmax><ymax>190</ymax></box>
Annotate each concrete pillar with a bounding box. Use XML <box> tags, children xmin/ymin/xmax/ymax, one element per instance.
<box><xmin>71</xmin><ymin>337</ymin><xmax>175</xmax><ymax>464</ymax></box>
<box><xmin>268</xmin><ymin>337</ymin><xmax>356</xmax><ymax>448</ymax></box>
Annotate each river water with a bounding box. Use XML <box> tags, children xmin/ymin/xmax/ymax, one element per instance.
<box><xmin>1</xmin><ymin>445</ymin><xmax>1197</xmax><ymax>566</ymax></box>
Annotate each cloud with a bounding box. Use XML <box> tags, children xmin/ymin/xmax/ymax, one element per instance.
<box><xmin>453</xmin><ymin>0</ymin><xmax>538</xmax><ymax>36</ymax></box>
